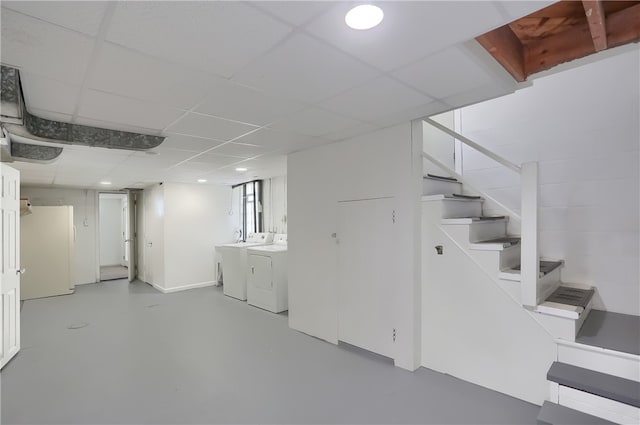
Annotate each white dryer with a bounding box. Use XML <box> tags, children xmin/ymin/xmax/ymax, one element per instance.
<box><xmin>247</xmin><ymin>234</ymin><xmax>288</xmax><ymax>313</ymax></box>
<box><xmin>216</xmin><ymin>233</ymin><xmax>274</xmax><ymax>300</ymax></box>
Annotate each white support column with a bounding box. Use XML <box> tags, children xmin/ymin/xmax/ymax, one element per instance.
<box><xmin>521</xmin><ymin>162</ymin><xmax>539</xmax><ymax>307</ymax></box>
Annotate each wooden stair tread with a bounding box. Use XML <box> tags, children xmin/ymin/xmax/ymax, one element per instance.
<box><xmin>547</xmin><ymin>362</ymin><xmax>640</xmax><ymax>408</ymax></box>
<box><xmin>576</xmin><ymin>310</ymin><xmax>640</xmax><ymax>356</ymax></box>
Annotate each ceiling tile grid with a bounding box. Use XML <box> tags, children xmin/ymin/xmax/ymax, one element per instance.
<box><xmin>1</xmin><ymin>1</ymin><xmax>108</xmax><ymax>37</ymax></box>
<box><xmin>232</xmin><ymin>33</ymin><xmax>381</xmax><ymax>104</ymax></box>
<box><xmin>304</xmin><ymin>2</ymin><xmax>505</xmax><ymax>73</ymax></box>
<box><xmin>165</xmin><ymin>112</ymin><xmax>260</xmax><ymax>141</ymax></box>
<box><xmin>0</xmin><ymin>8</ymin><xmax>94</xmax><ymax>85</ymax></box>
<box><xmin>87</xmin><ymin>42</ymin><xmax>215</xmax><ymax>110</ymax></box>
<box><xmin>77</xmin><ymin>89</ymin><xmax>186</xmax><ymax>130</ymax></box>
<box><xmin>194</xmin><ymin>79</ymin><xmax>306</xmax><ymax>127</ymax></box>
<box><xmin>105</xmin><ymin>1</ymin><xmax>293</xmax><ymax>78</ymax></box>
<box><xmin>20</xmin><ymin>72</ymin><xmax>82</xmax><ymax>116</ymax></box>
<box><xmin>1</xmin><ymin>1</ymin><xmax>539</xmax><ymax>189</ymax></box>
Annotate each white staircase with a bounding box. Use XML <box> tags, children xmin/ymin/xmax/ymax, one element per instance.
<box><xmin>421</xmin><ymin>116</ymin><xmax>638</xmax><ymax>423</ymax></box>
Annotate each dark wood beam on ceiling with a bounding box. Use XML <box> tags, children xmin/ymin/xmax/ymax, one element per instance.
<box><xmin>524</xmin><ymin>22</ymin><xmax>595</xmax><ymax>77</ymax></box>
<box><xmin>606</xmin><ymin>3</ymin><xmax>640</xmax><ymax>49</ymax></box>
<box><xmin>475</xmin><ymin>25</ymin><xmax>526</xmax><ymax>82</ymax></box>
<box><xmin>582</xmin><ymin>0</ymin><xmax>608</xmax><ymax>51</ymax></box>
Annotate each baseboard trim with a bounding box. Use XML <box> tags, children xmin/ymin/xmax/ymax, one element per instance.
<box><xmin>152</xmin><ymin>281</ymin><xmax>216</xmax><ymax>294</ymax></box>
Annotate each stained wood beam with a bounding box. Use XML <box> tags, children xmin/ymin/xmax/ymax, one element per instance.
<box><xmin>582</xmin><ymin>1</ymin><xmax>608</xmax><ymax>51</ymax></box>
<box><xmin>524</xmin><ymin>23</ymin><xmax>595</xmax><ymax>77</ymax></box>
<box><xmin>606</xmin><ymin>3</ymin><xmax>640</xmax><ymax>49</ymax></box>
<box><xmin>475</xmin><ymin>25</ymin><xmax>526</xmax><ymax>82</ymax></box>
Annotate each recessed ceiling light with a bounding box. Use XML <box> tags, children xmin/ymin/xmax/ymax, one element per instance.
<box><xmin>100</xmin><ymin>181</ymin><xmax>112</xmax><ymax>185</ymax></box>
<box><xmin>235</xmin><ymin>167</ymin><xmax>248</xmax><ymax>172</ymax></box>
<box><xmin>197</xmin><ymin>179</ymin><xmax>207</xmax><ymax>183</ymax></box>
<box><xmin>345</xmin><ymin>4</ymin><xmax>384</xmax><ymax>30</ymax></box>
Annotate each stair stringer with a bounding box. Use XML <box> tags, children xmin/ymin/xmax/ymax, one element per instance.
<box><xmin>422</xmin><ymin>201</ymin><xmax>556</xmax><ymax>405</ymax></box>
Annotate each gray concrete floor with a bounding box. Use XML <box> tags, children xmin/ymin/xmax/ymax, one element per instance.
<box><xmin>1</xmin><ymin>280</ymin><xmax>539</xmax><ymax>424</ymax></box>
<box><xmin>100</xmin><ymin>265</ymin><xmax>128</xmax><ymax>281</ymax></box>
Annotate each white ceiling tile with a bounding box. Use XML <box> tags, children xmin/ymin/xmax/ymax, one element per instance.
<box><xmin>77</xmin><ymin>90</ymin><xmax>185</xmax><ymax>130</ymax></box>
<box><xmin>233</xmin><ymin>33</ymin><xmax>381</xmax><ymax>103</ymax></box>
<box><xmin>156</xmin><ymin>135</ymin><xmax>223</xmax><ymax>153</ymax></box>
<box><xmin>88</xmin><ymin>43</ymin><xmax>213</xmax><ymax>110</ymax></box>
<box><xmin>119</xmin><ymin>150</ymin><xmax>196</xmax><ymax>169</ymax></box>
<box><xmin>249</xmin><ymin>1</ymin><xmax>332</xmax><ymax>26</ymax></box>
<box><xmin>206</xmin><ymin>142</ymin><xmax>271</xmax><ymax>159</ymax></box>
<box><xmin>195</xmin><ymin>80</ymin><xmax>305</xmax><ymax>126</ymax></box>
<box><xmin>443</xmin><ymin>83</ymin><xmax>514</xmax><ymax>111</ymax></box>
<box><xmin>270</xmin><ymin>106</ymin><xmax>366</xmax><ymax>138</ymax></box>
<box><xmin>305</xmin><ymin>2</ymin><xmax>504</xmax><ymax>72</ymax></box>
<box><xmin>232</xmin><ymin>127</ymin><xmax>323</xmax><ymax>152</ymax></box>
<box><xmin>187</xmin><ymin>154</ymin><xmax>244</xmax><ymax>168</ymax></box>
<box><xmin>166</xmin><ymin>113</ymin><xmax>259</xmax><ymax>141</ymax></box>
<box><xmin>29</xmin><ymin>108</ymin><xmax>73</xmax><ymax>123</ymax></box>
<box><xmin>106</xmin><ymin>2</ymin><xmax>292</xmax><ymax>78</ymax></box>
<box><xmin>393</xmin><ymin>46</ymin><xmax>494</xmax><ymax>99</ymax></box>
<box><xmin>322</xmin><ymin>122</ymin><xmax>379</xmax><ymax>143</ymax></box>
<box><xmin>21</xmin><ymin>72</ymin><xmax>81</xmax><ymax>115</ymax></box>
<box><xmin>381</xmin><ymin>100</ymin><xmax>450</xmax><ymax>126</ymax></box>
<box><xmin>73</xmin><ymin>116</ymin><xmax>162</xmax><ymax>136</ymax></box>
<box><xmin>1</xmin><ymin>1</ymin><xmax>108</xmax><ymax>36</ymax></box>
<box><xmin>320</xmin><ymin>76</ymin><xmax>433</xmax><ymax>122</ymax></box>
<box><xmin>0</xmin><ymin>9</ymin><xmax>93</xmax><ymax>85</ymax></box>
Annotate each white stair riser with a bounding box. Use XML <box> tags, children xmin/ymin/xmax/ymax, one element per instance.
<box><xmin>538</xmin><ymin>268</ymin><xmax>562</xmax><ymax>305</ymax></box>
<box><xmin>439</xmin><ymin>222</ymin><xmax>508</xmax><ymax>248</ymax></box>
<box><xmin>556</xmin><ymin>341</ymin><xmax>640</xmax><ymax>382</ymax></box>
<box><xmin>441</xmin><ymin>200</ymin><xmax>483</xmax><ymax>218</ymax></box>
<box><xmin>423</xmin><ymin>179</ymin><xmax>462</xmax><ymax>196</ymax></box>
<box><xmin>557</xmin><ymin>385</ymin><xmax>640</xmax><ymax>424</ymax></box>
<box><xmin>468</xmin><ymin>221</ymin><xmax>508</xmax><ymax>242</ymax></box>
<box><xmin>470</xmin><ymin>246</ymin><xmax>521</xmax><ymax>277</ymax></box>
<box><xmin>532</xmin><ymin>298</ymin><xmax>593</xmax><ymax>341</ymax></box>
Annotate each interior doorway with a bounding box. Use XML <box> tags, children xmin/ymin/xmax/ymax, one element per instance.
<box><xmin>98</xmin><ymin>193</ymin><xmax>128</xmax><ymax>281</ymax></box>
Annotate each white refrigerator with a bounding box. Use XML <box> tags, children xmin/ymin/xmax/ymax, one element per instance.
<box><xmin>20</xmin><ymin>206</ymin><xmax>74</xmax><ymax>300</ymax></box>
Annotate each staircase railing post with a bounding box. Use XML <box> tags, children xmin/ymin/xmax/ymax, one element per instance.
<box><xmin>521</xmin><ymin>161</ymin><xmax>539</xmax><ymax>307</ymax></box>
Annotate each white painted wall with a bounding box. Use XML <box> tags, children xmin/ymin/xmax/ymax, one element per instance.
<box><xmin>99</xmin><ymin>197</ymin><xmax>123</xmax><ymax>266</ymax></box>
<box><xmin>263</xmin><ymin>175</ymin><xmax>287</xmax><ymax>234</ymax></box>
<box><xmin>21</xmin><ymin>186</ymin><xmax>97</xmax><ymax>285</ymax></box>
<box><xmin>163</xmin><ymin>183</ymin><xmax>236</xmax><ymax>291</ymax></box>
<box><xmin>288</xmin><ymin>123</ymin><xmax>423</xmax><ymax>370</ymax></box>
<box><xmin>139</xmin><ymin>183</ymin><xmax>236</xmax><ymax>292</ymax></box>
<box><xmin>455</xmin><ymin>48</ymin><xmax>640</xmax><ymax>316</ymax></box>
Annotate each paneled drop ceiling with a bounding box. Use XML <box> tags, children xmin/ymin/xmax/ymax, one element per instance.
<box><xmin>0</xmin><ymin>1</ymin><xmax>554</xmax><ymax>189</ymax></box>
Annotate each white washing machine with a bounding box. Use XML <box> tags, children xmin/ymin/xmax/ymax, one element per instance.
<box><xmin>216</xmin><ymin>233</ymin><xmax>274</xmax><ymax>300</ymax></box>
<box><xmin>247</xmin><ymin>234</ymin><xmax>288</xmax><ymax>313</ymax></box>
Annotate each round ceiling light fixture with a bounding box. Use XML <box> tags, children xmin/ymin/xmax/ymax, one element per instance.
<box><xmin>235</xmin><ymin>167</ymin><xmax>248</xmax><ymax>172</ymax></box>
<box><xmin>100</xmin><ymin>181</ymin><xmax>112</xmax><ymax>185</ymax></box>
<box><xmin>345</xmin><ymin>4</ymin><xmax>384</xmax><ymax>30</ymax></box>
<box><xmin>197</xmin><ymin>179</ymin><xmax>207</xmax><ymax>183</ymax></box>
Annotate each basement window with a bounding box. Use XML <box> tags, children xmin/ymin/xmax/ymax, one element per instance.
<box><xmin>234</xmin><ymin>180</ymin><xmax>263</xmax><ymax>240</ymax></box>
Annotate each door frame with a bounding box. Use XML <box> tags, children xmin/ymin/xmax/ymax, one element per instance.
<box><xmin>95</xmin><ymin>191</ymin><xmax>130</xmax><ymax>282</ymax></box>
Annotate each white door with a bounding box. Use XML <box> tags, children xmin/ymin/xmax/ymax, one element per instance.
<box><xmin>336</xmin><ymin>197</ymin><xmax>395</xmax><ymax>358</ymax></box>
<box><xmin>1</xmin><ymin>163</ymin><xmax>21</xmax><ymax>369</ymax></box>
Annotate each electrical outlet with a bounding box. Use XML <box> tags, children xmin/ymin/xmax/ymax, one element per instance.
<box><xmin>83</xmin><ymin>218</ymin><xmax>89</xmax><ymax>227</ymax></box>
